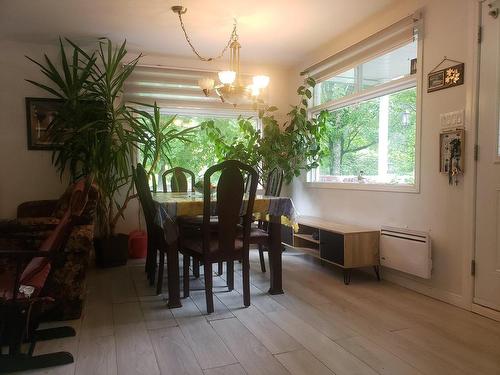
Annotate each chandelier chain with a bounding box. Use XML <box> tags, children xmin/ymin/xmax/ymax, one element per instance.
<box><xmin>176</xmin><ymin>12</ymin><xmax>238</xmax><ymax>62</ymax></box>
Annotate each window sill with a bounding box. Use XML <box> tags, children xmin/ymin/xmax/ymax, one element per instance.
<box><xmin>304</xmin><ymin>181</ymin><xmax>420</xmax><ymax>193</ymax></box>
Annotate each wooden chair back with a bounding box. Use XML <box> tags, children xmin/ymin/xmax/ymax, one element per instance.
<box><xmin>258</xmin><ymin>168</ymin><xmax>283</xmax><ymax>232</ymax></box>
<box><xmin>202</xmin><ymin>160</ymin><xmax>258</xmax><ymax>257</ymax></box>
<box><xmin>265</xmin><ymin>167</ymin><xmax>284</xmax><ymax>197</ymax></box>
<box><xmin>134</xmin><ymin>164</ymin><xmax>157</xmax><ymax>231</ymax></box>
<box><xmin>162</xmin><ymin>167</ymin><xmax>196</xmax><ymax>192</ymax></box>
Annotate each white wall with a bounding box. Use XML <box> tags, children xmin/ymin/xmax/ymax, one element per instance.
<box><xmin>288</xmin><ymin>0</ymin><xmax>478</xmax><ymax>307</ymax></box>
<box><xmin>0</xmin><ymin>41</ymin><xmax>69</xmax><ymax>218</ymax></box>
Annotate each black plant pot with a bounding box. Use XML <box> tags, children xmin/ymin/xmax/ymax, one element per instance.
<box><xmin>94</xmin><ymin>233</ymin><xmax>129</xmax><ymax>268</ymax></box>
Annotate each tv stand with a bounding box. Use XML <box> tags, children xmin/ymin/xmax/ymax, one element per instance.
<box><xmin>285</xmin><ymin>216</ymin><xmax>380</xmax><ymax>284</ymax></box>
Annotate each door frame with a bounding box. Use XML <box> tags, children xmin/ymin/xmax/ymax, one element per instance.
<box><xmin>468</xmin><ymin>0</ymin><xmax>500</xmax><ymax>322</ymax></box>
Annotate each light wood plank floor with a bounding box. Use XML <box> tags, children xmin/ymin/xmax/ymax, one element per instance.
<box><xmin>18</xmin><ymin>249</ymin><xmax>500</xmax><ymax>375</ymax></box>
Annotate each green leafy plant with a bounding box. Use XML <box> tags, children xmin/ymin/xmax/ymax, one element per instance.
<box><xmin>204</xmin><ymin>78</ymin><xmax>329</xmax><ymax>185</ymax></box>
<box><xmin>202</xmin><ymin>116</ymin><xmax>260</xmax><ymax>170</ymax></box>
<box><xmin>26</xmin><ymin>38</ymin><xmax>141</xmax><ymax>237</ymax></box>
<box><xmin>127</xmin><ymin>102</ymin><xmax>198</xmax><ymax>192</ymax></box>
<box><xmin>259</xmin><ymin>78</ymin><xmax>329</xmax><ymax>183</ymax></box>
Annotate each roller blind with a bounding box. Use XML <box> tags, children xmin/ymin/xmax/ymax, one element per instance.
<box><xmin>124</xmin><ymin>65</ymin><xmax>257</xmax><ymax>111</ymax></box>
<box><xmin>302</xmin><ymin>11</ymin><xmax>422</xmax><ymax>81</ymax></box>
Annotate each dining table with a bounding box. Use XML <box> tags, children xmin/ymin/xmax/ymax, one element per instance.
<box><xmin>152</xmin><ymin>191</ymin><xmax>297</xmax><ymax>309</ymax></box>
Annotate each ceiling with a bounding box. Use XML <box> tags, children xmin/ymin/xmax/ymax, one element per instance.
<box><xmin>0</xmin><ymin>0</ymin><xmax>396</xmax><ymax>66</ymax></box>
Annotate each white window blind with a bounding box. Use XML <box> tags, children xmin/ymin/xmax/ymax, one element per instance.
<box><xmin>124</xmin><ymin>65</ymin><xmax>259</xmax><ymax>111</ymax></box>
<box><xmin>302</xmin><ymin>11</ymin><xmax>422</xmax><ymax>82</ymax></box>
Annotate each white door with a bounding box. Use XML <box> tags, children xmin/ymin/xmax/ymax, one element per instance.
<box><xmin>475</xmin><ymin>0</ymin><xmax>500</xmax><ymax>311</ymax></box>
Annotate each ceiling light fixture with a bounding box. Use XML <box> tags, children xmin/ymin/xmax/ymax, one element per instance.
<box><xmin>171</xmin><ymin>5</ymin><xmax>269</xmax><ymax>107</ymax></box>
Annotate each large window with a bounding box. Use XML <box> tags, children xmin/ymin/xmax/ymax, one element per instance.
<box><xmin>308</xmin><ymin>39</ymin><xmax>420</xmax><ymax>190</ymax></box>
<box><xmin>144</xmin><ymin>113</ymin><xmax>258</xmax><ymax>191</ymax></box>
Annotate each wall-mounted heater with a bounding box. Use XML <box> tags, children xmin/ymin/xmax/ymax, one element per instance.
<box><xmin>380</xmin><ymin>226</ymin><xmax>432</xmax><ymax>279</ymax></box>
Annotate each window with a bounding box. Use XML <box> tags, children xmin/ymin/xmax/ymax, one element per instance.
<box><xmin>315</xmin><ymin>87</ymin><xmax>416</xmax><ymax>185</ymax></box>
<box><xmin>307</xmin><ymin>37</ymin><xmax>420</xmax><ymax>190</ymax></box>
<box><xmin>314</xmin><ymin>68</ymin><xmax>356</xmax><ymax>105</ymax></box>
<box><xmin>138</xmin><ymin>113</ymin><xmax>258</xmax><ymax>191</ymax></box>
<box><xmin>361</xmin><ymin>41</ymin><xmax>417</xmax><ymax>89</ymax></box>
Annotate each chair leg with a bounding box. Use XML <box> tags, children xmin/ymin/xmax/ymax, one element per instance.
<box><xmin>258</xmin><ymin>244</ymin><xmax>266</xmax><ymax>273</ymax></box>
<box><xmin>183</xmin><ymin>255</ymin><xmax>190</xmax><ymax>298</ymax></box>
<box><xmin>217</xmin><ymin>261</ymin><xmax>223</xmax><ymax>276</ymax></box>
<box><xmin>156</xmin><ymin>249</ymin><xmax>165</xmax><ymax>295</ymax></box>
<box><xmin>0</xmin><ymin>352</ymin><xmax>74</xmax><ymax>373</ymax></box>
<box><xmin>227</xmin><ymin>261</ymin><xmax>234</xmax><ymax>291</ymax></box>
<box><xmin>193</xmin><ymin>259</ymin><xmax>200</xmax><ymax>278</ymax></box>
<box><xmin>242</xmin><ymin>251</ymin><xmax>251</xmax><ymax>307</ymax></box>
<box><xmin>204</xmin><ymin>262</ymin><xmax>214</xmax><ymax>314</ymax></box>
<box><xmin>150</xmin><ymin>251</ymin><xmax>157</xmax><ymax>286</ymax></box>
<box><xmin>145</xmin><ymin>240</ymin><xmax>152</xmax><ymax>282</ymax></box>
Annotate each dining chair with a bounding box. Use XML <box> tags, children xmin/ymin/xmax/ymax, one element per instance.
<box><xmin>250</xmin><ymin>167</ymin><xmax>284</xmax><ymax>272</ymax></box>
<box><xmin>134</xmin><ymin>164</ymin><xmax>167</xmax><ymax>295</ymax></box>
<box><xmin>179</xmin><ymin>160</ymin><xmax>258</xmax><ymax>314</ymax></box>
<box><xmin>162</xmin><ymin>166</ymin><xmax>206</xmax><ymax>277</ymax></box>
<box><xmin>162</xmin><ymin>167</ymin><xmax>196</xmax><ymax>192</ymax></box>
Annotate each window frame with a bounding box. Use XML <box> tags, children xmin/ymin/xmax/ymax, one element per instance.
<box><xmin>306</xmin><ymin>36</ymin><xmax>423</xmax><ymax>193</ymax></box>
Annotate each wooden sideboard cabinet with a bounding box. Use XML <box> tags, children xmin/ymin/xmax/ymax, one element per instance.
<box><xmin>284</xmin><ymin>216</ymin><xmax>380</xmax><ymax>284</ymax></box>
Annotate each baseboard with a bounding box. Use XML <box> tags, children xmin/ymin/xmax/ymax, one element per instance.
<box><xmin>471</xmin><ymin>303</ymin><xmax>500</xmax><ymax>322</ymax></box>
<box><xmin>381</xmin><ymin>269</ymin><xmax>467</xmax><ymax>309</ymax></box>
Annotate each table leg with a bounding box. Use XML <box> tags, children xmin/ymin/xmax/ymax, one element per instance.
<box><xmin>166</xmin><ymin>240</ymin><xmax>182</xmax><ymax>308</ymax></box>
<box><xmin>268</xmin><ymin>216</ymin><xmax>284</xmax><ymax>295</ymax></box>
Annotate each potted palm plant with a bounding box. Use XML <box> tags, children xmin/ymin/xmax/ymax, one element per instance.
<box><xmin>27</xmin><ymin>38</ymin><xmax>197</xmax><ymax>266</ymax></box>
<box><xmin>27</xmin><ymin>38</ymin><xmax>140</xmax><ymax>266</ymax></box>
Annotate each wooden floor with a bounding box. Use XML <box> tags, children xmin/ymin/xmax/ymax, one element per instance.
<box><xmin>20</xmin><ymin>248</ymin><xmax>500</xmax><ymax>375</ymax></box>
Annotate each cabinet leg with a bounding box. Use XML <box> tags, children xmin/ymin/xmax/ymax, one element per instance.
<box><xmin>343</xmin><ymin>269</ymin><xmax>351</xmax><ymax>285</ymax></box>
<box><xmin>373</xmin><ymin>265</ymin><xmax>381</xmax><ymax>281</ymax></box>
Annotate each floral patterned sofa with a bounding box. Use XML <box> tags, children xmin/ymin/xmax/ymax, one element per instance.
<box><xmin>0</xmin><ymin>181</ymin><xmax>98</xmax><ymax>320</ymax></box>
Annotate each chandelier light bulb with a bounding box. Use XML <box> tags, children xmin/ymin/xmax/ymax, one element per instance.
<box><xmin>218</xmin><ymin>70</ymin><xmax>236</xmax><ymax>85</ymax></box>
<box><xmin>248</xmin><ymin>84</ymin><xmax>260</xmax><ymax>97</ymax></box>
<box><xmin>252</xmin><ymin>75</ymin><xmax>270</xmax><ymax>89</ymax></box>
<box><xmin>198</xmin><ymin>77</ymin><xmax>215</xmax><ymax>96</ymax></box>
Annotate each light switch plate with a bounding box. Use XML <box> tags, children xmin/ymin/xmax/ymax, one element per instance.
<box><xmin>440</xmin><ymin>109</ymin><xmax>465</xmax><ymax>128</ymax></box>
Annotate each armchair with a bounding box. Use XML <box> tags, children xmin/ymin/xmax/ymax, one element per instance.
<box><xmin>0</xmin><ymin>176</ymin><xmax>91</xmax><ymax>373</ymax></box>
<box><xmin>0</xmin><ymin>179</ymin><xmax>98</xmax><ymax>320</ymax></box>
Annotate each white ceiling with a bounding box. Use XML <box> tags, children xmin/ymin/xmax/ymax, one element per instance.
<box><xmin>0</xmin><ymin>0</ymin><xmax>396</xmax><ymax>66</ymax></box>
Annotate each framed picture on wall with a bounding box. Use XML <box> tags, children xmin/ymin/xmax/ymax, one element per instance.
<box><xmin>428</xmin><ymin>71</ymin><xmax>445</xmax><ymax>92</ymax></box>
<box><xmin>428</xmin><ymin>62</ymin><xmax>465</xmax><ymax>93</ymax></box>
<box><xmin>25</xmin><ymin>97</ymin><xmax>63</xmax><ymax>150</ymax></box>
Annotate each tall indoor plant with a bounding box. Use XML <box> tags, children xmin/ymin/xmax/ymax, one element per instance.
<box><xmin>27</xmin><ymin>38</ymin><xmax>141</xmax><ymax>265</ymax></box>
<box><xmin>27</xmin><ymin>38</ymin><xmax>198</xmax><ymax>265</ymax></box>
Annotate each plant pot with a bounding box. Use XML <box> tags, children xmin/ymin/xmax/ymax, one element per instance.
<box><xmin>94</xmin><ymin>233</ymin><xmax>129</xmax><ymax>268</ymax></box>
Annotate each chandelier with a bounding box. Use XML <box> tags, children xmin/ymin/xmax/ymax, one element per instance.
<box><xmin>171</xmin><ymin>5</ymin><xmax>270</xmax><ymax>107</ymax></box>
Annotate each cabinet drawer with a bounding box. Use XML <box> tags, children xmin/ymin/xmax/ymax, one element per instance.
<box><xmin>320</xmin><ymin>230</ymin><xmax>344</xmax><ymax>265</ymax></box>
